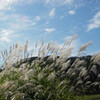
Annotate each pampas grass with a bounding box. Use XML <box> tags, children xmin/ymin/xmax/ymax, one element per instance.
<box><xmin>78</xmin><ymin>41</ymin><xmax>92</xmax><ymax>56</ymax></box>
<box><xmin>0</xmin><ymin>34</ymin><xmax>92</xmax><ymax>70</ymax></box>
<box><xmin>0</xmin><ymin>34</ymin><xmax>96</xmax><ymax>100</ymax></box>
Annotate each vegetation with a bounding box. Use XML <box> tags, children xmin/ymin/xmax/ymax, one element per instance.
<box><xmin>0</xmin><ymin>34</ymin><xmax>100</xmax><ymax>100</ymax></box>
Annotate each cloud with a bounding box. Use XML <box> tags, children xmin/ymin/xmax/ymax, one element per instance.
<box><xmin>1</xmin><ymin>29</ymin><xmax>13</xmax><ymax>36</ymax></box>
<box><xmin>0</xmin><ymin>13</ymin><xmax>37</xmax><ymax>30</ymax></box>
<box><xmin>21</xmin><ymin>16</ymin><xmax>30</xmax><ymax>22</ymax></box>
<box><xmin>0</xmin><ymin>0</ymin><xmax>75</xmax><ymax>12</ymax></box>
<box><xmin>36</xmin><ymin>16</ymin><xmax>40</xmax><ymax>21</ymax></box>
<box><xmin>65</xmin><ymin>0</ymin><xmax>73</xmax><ymax>4</ymax></box>
<box><xmin>0</xmin><ymin>12</ymin><xmax>9</xmax><ymax>21</ymax></box>
<box><xmin>45</xmin><ymin>28</ymin><xmax>56</xmax><ymax>33</ymax></box>
<box><xmin>0</xmin><ymin>0</ymin><xmax>75</xmax><ymax>11</ymax></box>
<box><xmin>68</xmin><ymin>10</ymin><xmax>75</xmax><ymax>15</ymax></box>
<box><xmin>32</xmin><ymin>22</ymin><xmax>37</xmax><ymax>25</ymax></box>
<box><xmin>45</xmin><ymin>0</ymin><xmax>50</xmax><ymax>4</ymax></box>
<box><xmin>0</xmin><ymin>0</ymin><xmax>40</xmax><ymax>11</ymax></box>
<box><xmin>8</xmin><ymin>22</ymin><xmax>36</xmax><ymax>30</ymax></box>
<box><xmin>0</xmin><ymin>37</ymin><xmax>10</xmax><ymax>42</ymax></box>
<box><xmin>87</xmin><ymin>11</ymin><xmax>100</xmax><ymax>31</ymax></box>
<box><xmin>0</xmin><ymin>29</ymin><xmax>13</xmax><ymax>42</ymax></box>
<box><xmin>45</xmin><ymin>0</ymin><xmax>73</xmax><ymax>6</ymax></box>
<box><xmin>0</xmin><ymin>0</ymin><xmax>18</xmax><ymax>10</ymax></box>
<box><xmin>0</xmin><ymin>13</ymin><xmax>38</xmax><ymax>44</ymax></box>
<box><xmin>49</xmin><ymin>8</ymin><xmax>55</xmax><ymax>17</ymax></box>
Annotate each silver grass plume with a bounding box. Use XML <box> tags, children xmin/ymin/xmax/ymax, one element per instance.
<box><xmin>61</xmin><ymin>34</ymin><xmax>77</xmax><ymax>51</ymax></box>
<box><xmin>78</xmin><ymin>41</ymin><xmax>92</xmax><ymax>56</ymax></box>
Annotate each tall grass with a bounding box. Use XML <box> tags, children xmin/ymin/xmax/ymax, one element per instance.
<box><xmin>0</xmin><ymin>34</ymin><xmax>92</xmax><ymax>68</ymax></box>
<box><xmin>0</xmin><ymin>34</ymin><xmax>94</xmax><ymax>100</ymax></box>
<box><xmin>0</xmin><ymin>35</ymin><xmax>76</xmax><ymax>65</ymax></box>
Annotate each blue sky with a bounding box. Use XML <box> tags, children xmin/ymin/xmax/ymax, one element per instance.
<box><xmin>0</xmin><ymin>0</ymin><xmax>100</xmax><ymax>55</ymax></box>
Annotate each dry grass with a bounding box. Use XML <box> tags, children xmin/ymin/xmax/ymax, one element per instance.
<box><xmin>0</xmin><ymin>34</ymin><xmax>97</xmax><ymax>100</ymax></box>
<box><xmin>0</xmin><ymin>34</ymin><xmax>92</xmax><ymax>69</ymax></box>
<box><xmin>78</xmin><ymin>41</ymin><xmax>92</xmax><ymax>56</ymax></box>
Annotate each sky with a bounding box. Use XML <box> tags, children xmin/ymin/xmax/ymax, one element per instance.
<box><xmin>0</xmin><ymin>0</ymin><xmax>100</xmax><ymax>55</ymax></box>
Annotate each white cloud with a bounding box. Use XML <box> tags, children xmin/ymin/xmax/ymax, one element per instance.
<box><xmin>2</xmin><ymin>14</ymin><xmax>37</xmax><ymax>30</ymax></box>
<box><xmin>36</xmin><ymin>16</ymin><xmax>40</xmax><ymax>21</ymax></box>
<box><xmin>45</xmin><ymin>0</ymin><xmax>50</xmax><ymax>4</ymax></box>
<box><xmin>0</xmin><ymin>0</ymin><xmax>18</xmax><ymax>10</ymax></box>
<box><xmin>45</xmin><ymin>28</ymin><xmax>56</xmax><ymax>33</ymax></box>
<box><xmin>32</xmin><ymin>22</ymin><xmax>37</xmax><ymax>25</ymax></box>
<box><xmin>49</xmin><ymin>8</ymin><xmax>55</xmax><ymax>17</ymax></box>
<box><xmin>0</xmin><ymin>29</ymin><xmax>14</xmax><ymax>42</ymax></box>
<box><xmin>87</xmin><ymin>11</ymin><xmax>100</xmax><ymax>31</ymax></box>
<box><xmin>65</xmin><ymin>0</ymin><xmax>73</xmax><ymax>4</ymax></box>
<box><xmin>1</xmin><ymin>29</ymin><xmax>13</xmax><ymax>36</ymax></box>
<box><xmin>0</xmin><ymin>0</ymin><xmax>39</xmax><ymax>11</ymax></box>
<box><xmin>8</xmin><ymin>22</ymin><xmax>35</xmax><ymax>30</ymax></box>
<box><xmin>45</xmin><ymin>0</ymin><xmax>73</xmax><ymax>6</ymax></box>
<box><xmin>0</xmin><ymin>0</ymin><xmax>75</xmax><ymax>11</ymax></box>
<box><xmin>0</xmin><ymin>8</ymin><xmax>37</xmax><ymax>30</ymax></box>
<box><xmin>68</xmin><ymin>10</ymin><xmax>75</xmax><ymax>15</ymax></box>
<box><xmin>0</xmin><ymin>37</ymin><xmax>10</xmax><ymax>42</ymax></box>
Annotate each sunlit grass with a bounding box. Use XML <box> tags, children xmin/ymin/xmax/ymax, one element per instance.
<box><xmin>0</xmin><ymin>34</ymin><xmax>98</xmax><ymax>100</ymax></box>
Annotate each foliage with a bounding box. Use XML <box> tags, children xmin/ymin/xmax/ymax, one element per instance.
<box><xmin>0</xmin><ymin>34</ymin><xmax>97</xmax><ymax>100</ymax></box>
